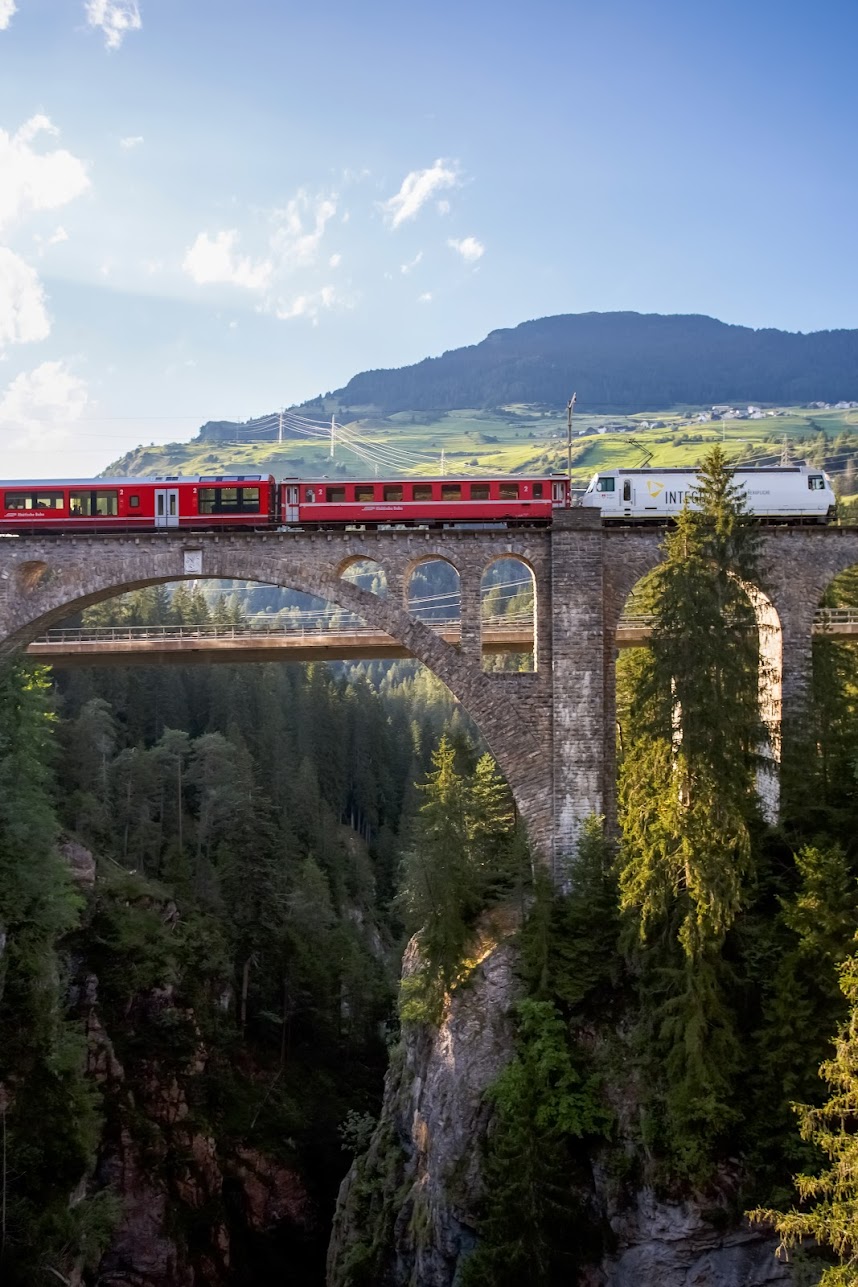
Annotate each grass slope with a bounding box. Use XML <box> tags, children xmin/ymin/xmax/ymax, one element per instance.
<box><xmin>105</xmin><ymin>404</ymin><xmax>858</xmax><ymax>488</ymax></box>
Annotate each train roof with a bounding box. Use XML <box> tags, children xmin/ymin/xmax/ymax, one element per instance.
<box><xmin>0</xmin><ymin>475</ymin><xmax>273</xmax><ymax>487</ymax></box>
<box><xmin>0</xmin><ymin>473</ymin><xmax>556</xmax><ymax>487</ymax></box>
<box><xmin>595</xmin><ymin>466</ymin><xmax>820</xmax><ymax>475</ymax></box>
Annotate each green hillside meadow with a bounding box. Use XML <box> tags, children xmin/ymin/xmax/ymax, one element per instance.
<box><xmin>107</xmin><ymin>402</ymin><xmax>858</xmax><ymax>492</ymax></box>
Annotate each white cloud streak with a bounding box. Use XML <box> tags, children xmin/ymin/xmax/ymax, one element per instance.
<box><xmin>0</xmin><ymin>361</ymin><xmax>88</xmax><ymax>439</ymax></box>
<box><xmin>448</xmin><ymin>236</ymin><xmax>485</xmax><ymax>263</ymax></box>
<box><xmin>0</xmin><ymin>116</ymin><xmax>90</xmax><ymax>234</ymax></box>
<box><xmin>0</xmin><ymin>0</ymin><xmax>17</xmax><ymax>31</ymax></box>
<box><xmin>275</xmin><ymin>285</ymin><xmax>338</xmax><ymax>321</ymax></box>
<box><xmin>182</xmin><ymin>230</ymin><xmax>272</xmax><ymax>291</ymax></box>
<box><xmin>269</xmin><ymin>191</ymin><xmax>337</xmax><ymax>268</ymax></box>
<box><xmin>120</xmin><ymin>135</ymin><xmax>144</xmax><ymax>150</ymax></box>
<box><xmin>85</xmin><ymin>0</ymin><xmax>142</xmax><ymax>50</ymax></box>
<box><xmin>183</xmin><ymin>191</ymin><xmax>341</xmax><ymax>325</ymax></box>
<box><xmin>382</xmin><ymin>159</ymin><xmax>459</xmax><ymax>229</ymax></box>
<box><xmin>0</xmin><ymin>247</ymin><xmax>51</xmax><ymax>348</ymax></box>
<box><xmin>400</xmin><ymin>251</ymin><xmax>423</xmax><ymax>275</ymax></box>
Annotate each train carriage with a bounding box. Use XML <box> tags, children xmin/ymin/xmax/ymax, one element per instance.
<box><xmin>580</xmin><ymin>465</ymin><xmax>836</xmax><ymax>523</ymax></box>
<box><xmin>282</xmin><ymin>475</ymin><xmax>567</xmax><ymax>528</ymax></box>
<box><xmin>0</xmin><ymin>475</ymin><xmax>276</xmax><ymax>533</ymax></box>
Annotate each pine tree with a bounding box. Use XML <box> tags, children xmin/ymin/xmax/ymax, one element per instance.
<box><xmin>400</xmin><ymin>736</ymin><xmax>476</xmax><ymax>992</ymax></box>
<box><xmin>616</xmin><ymin>448</ymin><xmax>766</xmax><ymax>1173</ymax></box>
<box><xmin>618</xmin><ymin>446</ymin><xmax>764</xmax><ymax>959</ymax></box>
<box><xmin>749</xmin><ymin>943</ymin><xmax>858</xmax><ymax>1283</ymax></box>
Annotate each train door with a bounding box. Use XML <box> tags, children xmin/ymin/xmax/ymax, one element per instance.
<box><xmin>621</xmin><ymin>477</ymin><xmax>635</xmax><ymax>515</ymax></box>
<box><xmin>154</xmin><ymin>488</ymin><xmax>179</xmax><ymax>528</ymax></box>
<box><xmin>552</xmin><ymin>480</ymin><xmax>567</xmax><ymax>507</ymax></box>
<box><xmin>284</xmin><ymin>485</ymin><xmax>300</xmax><ymax>524</ymax></box>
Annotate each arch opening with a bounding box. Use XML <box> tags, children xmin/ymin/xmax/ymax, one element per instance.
<box><xmin>405</xmin><ymin>557</ymin><xmax>461</xmax><ymax>629</ymax></box>
<box><xmin>480</xmin><ymin>556</ymin><xmax>536</xmax><ymax>673</ymax></box>
<box><xmin>338</xmin><ymin>557</ymin><xmax>389</xmax><ymax>599</ymax></box>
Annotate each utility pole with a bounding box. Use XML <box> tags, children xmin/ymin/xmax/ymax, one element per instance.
<box><xmin>278</xmin><ymin>409</ymin><xmax>284</xmax><ymax>444</ymax></box>
<box><xmin>440</xmin><ymin>447</ymin><xmax>446</xmax><ymax>477</ymax></box>
<box><xmin>566</xmin><ymin>391</ymin><xmax>577</xmax><ymax>501</ymax></box>
<box><xmin>330</xmin><ymin>415</ymin><xmax>336</xmax><ymax>459</ymax></box>
<box><xmin>780</xmin><ymin>434</ymin><xmax>790</xmax><ymax>466</ymax></box>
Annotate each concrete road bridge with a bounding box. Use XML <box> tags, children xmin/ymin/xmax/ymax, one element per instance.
<box><xmin>2</xmin><ymin>513</ymin><xmax>858</xmax><ymax>871</ymax></box>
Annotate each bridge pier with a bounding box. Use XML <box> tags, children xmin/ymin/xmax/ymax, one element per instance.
<box><xmin>549</xmin><ymin>510</ymin><xmax>607</xmax><ymax>874</ymax></box>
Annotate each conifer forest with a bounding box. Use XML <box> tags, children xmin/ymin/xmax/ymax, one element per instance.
<box><xmin>5</xmin><ymin>452</ymin><xmax>858</xmax><ymax>1285</ymax></box>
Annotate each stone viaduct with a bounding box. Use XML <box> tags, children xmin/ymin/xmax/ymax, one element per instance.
<box><xmin>2</xmin><ymin>512</ymin><xmax>858</xmax><ymax>873</ymax></box>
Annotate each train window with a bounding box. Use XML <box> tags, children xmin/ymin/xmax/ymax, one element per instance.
<box><xmin>219</xmin><ymin>488</ymin><xmax>239</xmax><ymax>510</ymax></box>
<box><xmin>499</xmin><ymin>483</ymin><xmax>519</xmax><ymax>500</ymax></box>
<box><xmin>355</xmin><ymin>486</ymin><xmax>375</xmax><ymax>502</ymax></box>
<box><xmin>241</xmin><ymin>487</ymin><xmax>260</xmax><ymax>511</ymax></box>
<box><xmin>326</xmin><ymin>487</ymin><xmax>346</xmax><ymax>503</ymax></box>
<box><xmin>35</xmin><ymin>493</ymin><xmax>63</xmax><ymax>509</ymax></box>
<box><xmin>471</xmin><ymin>484</ymin><xmax>490</xmax><ymax>500</ymax></box>
<box><xmin>596</xmin><ymin>477</ymin><xmax>616</xmax><ymax>493</ymax></box>
<box><xmin>532</xmin><ymin>483</ymin><xmax>544</xmax><ymax>498</ymax></box>
<box><xmin>383</xmin><ymin>485</ymin><xmax>403</xmax><ymax>502</ymax></box>
<box><xmin>441</xmin><ymin>484</ymin><xmax>462</xmax><ymax>500</ymax></box>
<box><xmin>5</xmin><ymin>493</ymin><xmax>31</xmax><ymax>509</ymax></box>
<box><xmin>623</xmin><ymin>480</ymin><xmax>632</xmax><ymax>502</ymax></box>
<box><xmin>198</xmin><ymin>488</ymin><xmax>217</xmax><ymax>514</ymax></box>
<box><xmin>129</xmin><ymin>495</ymin><xmax>140</xmax><ymax>508</ymax></box>
<box><xmin>809</xmin><ymin>475</ymin><xmax>825</xmax><ymax>491</ymax></box>
<box><xmin>94</xmin><ymin>492</ymin><xmax>119</xmax><ymax>516</ymax></box>
<box><xmin>413</xmin><ymin>485</ymin><xmax>433</xmax><ymax>501</ymax></box>
<box><xmin>69</xmin><ymin>492</ymin><xmax>89</xmax><ymax>516</ymax></box>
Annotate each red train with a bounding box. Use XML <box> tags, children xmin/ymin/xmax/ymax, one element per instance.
<box><xmin>0</xmin><ymin>474</ymin><xmax>570</xmax><ymax>533</ymax></box>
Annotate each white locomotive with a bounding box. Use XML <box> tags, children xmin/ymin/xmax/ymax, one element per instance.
<box><xmin>580</xmin><ymin>465</ymin><xmax>836</xmax><ymax>523</ymax></box>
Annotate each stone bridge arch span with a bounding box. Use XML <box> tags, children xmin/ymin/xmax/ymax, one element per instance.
<box><xmin>0</xmin><ymin>529</ymin><xmax>555</xmax><ymax>859</ymax></box>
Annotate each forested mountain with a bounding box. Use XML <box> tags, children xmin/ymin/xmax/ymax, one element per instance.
<box><xmin>331</xmin><ymin>312</ymin><xmax>858</xmax><ymax>413</ymax></box>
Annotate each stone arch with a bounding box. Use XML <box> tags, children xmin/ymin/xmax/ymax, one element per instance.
<box><xmin>0</xmin><ymin>534</ymin><xmax>554</xmax><ymax>857</ymax></box>
<box><xmin>480</xmin><ymin>554</ymin><xmax>537</xmax><ymax>672</ymax></box>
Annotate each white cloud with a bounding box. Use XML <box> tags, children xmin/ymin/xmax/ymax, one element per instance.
<box><xmin>120</xmin><ymin>135</ymin><xmax>144</xmax><ymax>150</ymax></box>
<box><xmin>0</xmin><ymin>247</ymin><xmax>51</xmax><ymax>348</ymax></box>
<box><xmin>274</xmin><ymin>285</ymin><xmax>338</xmax><ymax>321</ymax></box>
<box><xmin>182</xmin><ymin>229</ymin><xmax>272</xmax><ymax>291</ymax></box>
<box><xmin>85</xmin><ymin>0</ymin><xmax>142</xmax><ymax>50</ymax></box>
<box><xmin>437</xmin><ymin>200</ymin><xmax>451</xmax><ymax>216</ymax></box>
<box><xmin>328</xmin><ymin>252</ymin><xmax>341</xmax><ymax>268</ymax></box>
<box><xmin>47</xmin><ymin>226</ymin><xmax>69</xmax><ymax>245</ymax></box>
<box><xmin>0</xmin><ymin>116</ymin><xmax>90</xmax><ymax>234</ymax></box>
<box><xmin>269</xmin><ymin>191</ymin><xmax>337</xmax><ymax>269</ymax></box>
<box><xmin>382</xmin><ymin>159</ymin><xmax>459</xmax><ymax>229</ymax></box>
<box><xmin>448</xmin><ymin>236</ymin><xmax>485</xmax><ymax>263</ymax></box>
<box><xmin>400</xmin><ymin>251</ymin><xmax>423</xmax><ymax>275</ymax></box>
<box><xmin>418</xmin><ymin>292</ymin><xmax>432</xmax><ymax>303</ymax></box>
<box><xmin>0</xmin><ymin>0</ymin><xmax>17</xmax><ymax>31</ymax></box>
<box><xmin>0</xmin><ymin>361</ymin><xmax>88</xmax><ymax>440</ymax></box>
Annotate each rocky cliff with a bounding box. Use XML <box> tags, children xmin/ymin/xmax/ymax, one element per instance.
<box><xmin>327</xmin><ymin>931</ymin><xmax>796</xmax><ymax>1287</ymax></box>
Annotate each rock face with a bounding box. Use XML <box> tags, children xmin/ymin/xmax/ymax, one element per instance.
<box><xmin>327</xmin><ymin>937</ymin><xmax>520</xmax><ymax>1287</ymax></box>
<box><xmin>585</xmin><ymin>1184</ymin><xmax>791</xmax><ymax>1286</ymax></box>
<box><xmin>328</xmin><ymin>934</ymin><xmax>794</xmax><ymax>1287</ymax></box>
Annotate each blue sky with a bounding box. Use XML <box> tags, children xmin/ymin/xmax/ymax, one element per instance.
<box><xmin>0</xmin><ymin>0</ymin><xmax>856</xmax><ymax>476</ymax></box>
